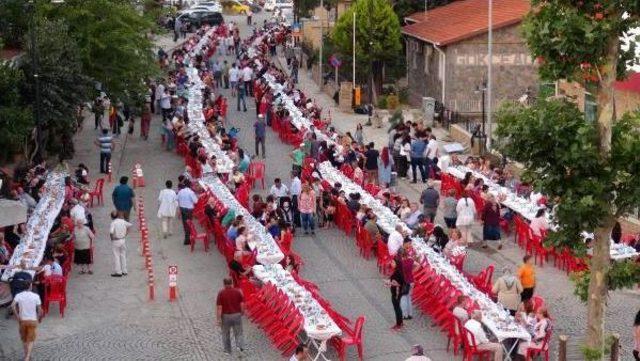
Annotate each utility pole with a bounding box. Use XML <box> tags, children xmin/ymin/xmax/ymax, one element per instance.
<box><xmin>29</xmin><ymin>0</ymin><xmax>43</xmax><ymax>162</ymax></box>
<box><xmin>486</xmin><ymin>0</ymin><xmax>493</xmax><ymax>150</ymax></box>
<box><xmin>318</xmin><ymin>0</ymin><xmax>323</xmax><ymax>87</ymax></box>
<box><xmin>352</xmin><ymin>11</ymin><xmax>355</xmax><ymax>87</ymax></box>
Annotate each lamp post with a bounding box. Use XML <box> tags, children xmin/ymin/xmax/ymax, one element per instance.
<box><xmin>474</xmin><ymin>80</ymin><xmax>488</xmax><ymax>155</ymax></box>
<box><xmin>28</xmin><ymin>0</ymin><xmax>65</xmax><ymax>163</ymax></box>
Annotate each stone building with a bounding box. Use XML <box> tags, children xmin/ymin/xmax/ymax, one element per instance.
<box><xmin>401</xmin><ymin>0</ymin><xmax>539</xmax><ymax>113</ymax></box>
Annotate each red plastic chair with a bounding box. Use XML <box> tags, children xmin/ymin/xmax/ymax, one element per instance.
<box><xmin>88</xmin><ymin>178</ymin><xmax>105</xmax><ymax>207</ymax></box>
<box><xmin>279</xmin><ymin>230</ymin><xmax>293</xmax><ymax>254</ymax></box>
<box><xmin>333</xmin><ymin>315</ymin><xmax>365</xmax><ymax>361</ymax></box>
<box><xmin>461</xmin><ymin>327</ymin><xmax>493</xmax><ymax>361</ymax></box>
<box><xmin>248</xmin><ymin>161</ymin><xmax>266</xmax><ymax>189</ymax></box>
<box><xmin>525</xmin><ymin>329</ymin><xmax>552</xmax><ymax>361</ymax></box>
<box><xmin>43</xmin><ymin>275</ymin><xmax>67</xmax><ymax>317</ymax></box>
<box><xmin>186</xmin><ymin>220</ymin><xmax>209</xmax><ymax>252</ymax></box>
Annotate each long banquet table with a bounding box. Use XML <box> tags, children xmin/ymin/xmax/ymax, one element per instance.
<box><xmin>446</xmin><ymin>165</ymin><xmax>640</xmax><ymax>261</ymax></box>
<box><xmin>2</xmin><ymin>172</ymin><xmax>66</xmax><ymax>281</ymax></box>
<box><xmin>253</xmin><ymin>264</ymin><xmax>341</xmax><ymax>360</ymax></box>
<box><xmin>199</xmin><ymin>175</ymin><xmax>284</xmax><ymax>265</ymax></box>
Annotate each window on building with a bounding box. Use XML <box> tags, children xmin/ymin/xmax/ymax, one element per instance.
<box><xmin>584</xmin><ymin>82</ymin><xmax>598</xmax><ymax>122</ymax></box>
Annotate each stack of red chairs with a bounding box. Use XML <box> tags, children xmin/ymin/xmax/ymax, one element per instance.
<box><xmin>245</xmin><ymin>283</ymin><xmax>304</xmax><ymax>356</ymax></box>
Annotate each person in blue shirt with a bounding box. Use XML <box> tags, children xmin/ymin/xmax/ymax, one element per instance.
<box><xmin>409</xmin><ymin>137</ymin><xmax>427</xmax><ymax>183</ymax></box>
<box><xmin>112</xmin><ymin>176</ymin><xmax>135</xmax><ymax>221</ymax></box>
<box><xmin>254</xmin><ymin>114</ymin><xmax>266</xmax><ymax>158</ymax></box>
<box><xmin>237</xmin><ymin>148</ymin><xmax>250</xmax><ymax>173</ymax></box>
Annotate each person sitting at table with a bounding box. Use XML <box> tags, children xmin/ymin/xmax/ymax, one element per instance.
<box><xmin>281</xmin><ymin>254</ymin><xmax>299</xmax><ymax>274</ymax></box>
<box><xmin>529</xmin><ymin>209</ymin><xmax>549</xmax><ymax>238</ymax></box>
<box><xmin>364</xmin><ymin>212</ymin><xmax>381</xmax><ymax>241</ymax></box>
<box><xmin>346</xmin><ymin>193</ymin><xmax>361</xmax><ymax>214</ymax></box>
<box><xmin>516</xmin><ymin>300</ymin><xmax>536</xmax><ymax>335</ymax></box>
<box><xmin>355</xmin><ymin>205</ymin><xmax>368</xmax><ymax>223</ymax></box>
<box><xmin>611</xmin><ymin>221</ymin><xmax>622</xmax><ymax>244</ymax></box>
<box><xmin>404</xmin><ymin>203</ymin><xmax>423</xmax><ymax>229</ymax></box>
<box><xmin>229</xmin><ymin>251</ymin><xmax>252</xmax><ymax>279</ymax></box>
<box><xmin>234</xmin><ymin>226</ymin><xmax>253</xmax><ymax>254</ymax></box>
<box><xmin>266</xmin><ymin>217</ymin><xmax>281</xmax><ymax>239</ymax></box>
<box><xmin>464</xmin><ymin>310</ymin><xmax>504</xmax><ymax>361</ymax></box>
<box><xmin>204</xmin><ymin>197</ymin><xmax>217</xmax><ymax>225</ymax></box>
<box><xmin>472</xmin><ymin>178</ymin><xmax>484</xmax><ymax>193</ymax></box>
<box><xmin>431</xmin><ymin>225</ymin><xmax>449</xmax><ymax>253</ymax></box>
<box><xmin>451</xmin><ymin>295</ymin><xmax>470</xmax><ymax>323</ymax></box>
<box><xmin>460</xmin><ymin>171</ymin><xmax>473</xmax><ymax>189</ymax></box>
<box><xmin>289</xmin><ymin>343</ymin><xmax>310</xmax><ymax>361</ymax></box>
<box><xmin>396</xmin><ymin>198</ymin><xmax>411</xmax><ymax>220</ymax></box>
<box><xmin>517</xmin><ymin>307</ymin><xmax>551</xmax><ymax>357</ymax></box>
<box><xmin>226</xmin><ymin>219</ymin><xmax>241</xmax><ymax>243</ymax></box>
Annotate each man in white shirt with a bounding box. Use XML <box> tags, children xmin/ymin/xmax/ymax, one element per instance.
<box><xmin>155</xmin><ymin>82</ymin><xmax>165</xmax><ymax>115</ymax></box>
<box><xmin>242</xmin><ymin>65</ymin><xmax>253</xmax><ymax>97</ymax></box>
<box><xmin>424</xmin><ymin>135</ymin><xmax>439</xmax><ymax>177</ymax></box>
<box><xmin>464</xmin><ymin>311</ymin><xmax>503</xmax><ymax>361</ymax></box>
<box><xmin>109</xmin><ymin>211</ymin><xmax>132</xmax><ymax>277</ymax></box>
<box><xmin>229</xmin><ymin>63</ymin><xmax>239</xmax><ymax>97</ymax></box>
<box><xmin>160</xmin><ymin>89</ymin><xmax>173</xmax><ymax>121</ymax></box>
<box><xmin>177</xmin><ymin>183</ymin><xmax>198</xmax><ymax>245</ymax></box>
<box><xmin>12</xmin><ymin>286</ymin><xmax>42</xmax><ymax>361</ymax></box>
<box><xmin>452</xmin><ymin>295</ymin><xmax>470</xmax><ymax>323</ymax></box>
<box><xmin>289</xmin><ymin>172</ymin><xmax>302</xmax><ymax>227</ymax></box>
<box><xmin>69</xmin><ymin>199</ymin><xmax>87</xmax><ymax>225</ymax></box>
<box><xmin>269</xmin><ymin>178</ymin><xmax>289</xmax><ymax>200</ymax></box>
<box><xmin>388</xmin><ymin>225</ymin><xmax>405</xmax><ymax>256</ymax></box>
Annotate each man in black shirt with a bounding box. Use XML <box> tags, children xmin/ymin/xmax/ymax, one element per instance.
<box><xmin>364</xmin><ymin>142</ymin><xmax>379</xmax><ymax>184</ymax></box>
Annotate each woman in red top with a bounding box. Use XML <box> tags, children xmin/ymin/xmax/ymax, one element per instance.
<box><xmin>140</xmin><ymin>103</ymin><xmax>151</xmax><ymax>140</ymax></box>
<box><xmin>298</xmin><ymin>183</ymin><xmax>316</xmax><ymax>235</ymax></box>
<box><xmin>482</xmin><ymin>194</ymin><xmax>502</xmax><ymax>249</ymax></box>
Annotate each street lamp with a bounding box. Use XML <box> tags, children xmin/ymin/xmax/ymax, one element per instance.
<box><xmin>474</xmin><ymin>80</ymin><xmax>488</xmax><ymax>155</ymax></box>
<box><xmin>27</xmin><ymin>0</ymin><xmax>64</xmax><ymax>162</ymax></box>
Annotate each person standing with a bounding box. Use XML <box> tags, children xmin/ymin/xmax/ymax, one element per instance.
<box><xmin>237</xmin><ymin>81</ymin><xmax>247</xmax><ymax>112</ymax></box>
<box><xmin>290</xmin><ymin>56</ymin><xmax>299</xmax><ymax>84</ymax></box>
<box><xmin>409</xmin><ymin>136</ymin><xmax>427</xmax><ymax>183</ymax></box>
<box><xmin>140</xmin><ymin>103</ymin><xmax>151</xmax><ymax>140</ymax></box>
<box><xmin>92</xmin><ymin>96</ymin><xmax>104</xmax><ymax>130</ymax></box>
<box><xmin>11</xmin><ymin>284</ymin><xmax>42</xmax><ymax>361</ymax></box>
<box><xmin>298</xmin><ymin>183</ymin><xmax>316</xmax><ymax>235</ymax></box>
<box><xmin>216</xmin><ymin>278</ymin><xmax>245</xmax><ymax>355</ymax></box>
<box><xmin>109</xmin><ymin>210</ymin><xmax>132</xmax><ymax>277</ymax></box>
<box><xmin>229</xmin><ymin>63</ymin><xmax>239</xmax><ymax>97</ymax></box>
<box><xmin>455</xmin><ymin>191</ymin><xmax>476</xmax><ymax>244</ymax></box>
<box><xmin>517</xmin><ymin>255</ymin><xmax>536</xmax><ymax>302</ymax></box>
<box><xmin>177</xmin><ymin>181</ymin><xmax>198</xmax><ymax>246</ymax></box>
<box><xmin>222</xmin><ymin>60</ymin><xmax>230</xmax><ymax>89</ymax></box>
<box><xmin>157</xmin><ymin>180</ymin><xmax>178</xmax><ymax>239</ymax></box>
<box><xmin>242</xmin><ymin>64</ymin><xmax>253</xmax><ymax>97</ymax></box>
<box><xmin>254</xmin><ymin>114</ymin><xmax>266</xmax><ymax>158</ymax></box>
<box><xmin>481</xmin><ymin>194</ymin><xmax>502</xmax><ymax>249</ymax></box>
<box><xmin>112</xmin><ymin>176</ymin><xmax>135</xmax><ymax>221</ymax></box>
<box><xmin>399</xmin><ymin>248</ymin><xmax>415</xmax><ymax>320</ymax></box>
<box><xmin>95</xmin><ymin>129</ymin><xmax>114</xmax><ymax>174</ymax></box>
<box><xmin>364</xmin><ymin>143</ymin><xmax>379</xmax><ymax>185</ymax></box>
<box><xmin>419</xmin><ymin>180</ymin><xmax>439</xmax><ymax>222</ymax></box>
<box><xmin>386</xmin><ymin>254</ymin><xmax>405</xmax><ymax>331</ymax></box>
<box><xmin>289</xmin><ymin>172</ymin><xmax>302</xmax><ymax>228</ymax></box>
<box><xmin>378</xmin><ymin>146</ymin><xmax>394</xmax><ymax>187</ymax></box>
<box><xmin>246</xmin><ymin>9</ymin><xmax>253</xmax><ymax>25</ymax></box>
<box><xmin>492</xmin><ymin>266</ymin><xmax>523</xmax><ymax>316</ymax></box>
<box><xmin>290</xmin><ymin>144</ymin><xmax>305</xmax><ymax>175</ymax></box>
<box><xmin>425</xmin><ymin>134</ymin><xmax>439</xmax><ymax>178</ymax></box>
<box><xmin>73</xmin><ymin>219</ymin><xmax>95</xmax><ymax>274</ymax></box>
<box><xmin>160</xmin><ymin>88</ymin><xmax>173</xmax><ymax>121</ymax></box>
<box><xmin>442</xmin><ymin>189</ymin><xmax>458</xmax><ymax>229</ymax></box>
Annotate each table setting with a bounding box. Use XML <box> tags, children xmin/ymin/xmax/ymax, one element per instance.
<box><xmin>253</xmin><ymin>264</ymin><xmax>341</xmax><ymax>360</ymax></box>
<box><xmin>2</xmin><ymin>172</ymin><xmax>66</xmax><ymax>282</ymax></box>
<box><xmin>446</xmin><ymin>166</ymin><xmax>640</xmax><ymax>261</ymax></box>
<box><xmin>199</xmin><ymin>176</ymin><xmax>284</xmax><ymax>265</ymax></box>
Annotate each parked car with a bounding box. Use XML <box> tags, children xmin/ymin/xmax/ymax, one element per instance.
<box><xmin>187</xmin><ymin>1</ymin><xmax>223</xmax><ymax>12</ymax></box>
<box><xmin>220</xmin><ymin>0</ymin><xmax>250</xmax><ymax>14</ymax></box>
<box><xmin>176</xmin><ymin>10</ymin><xmax>224</xmax><ymax>29</ymax></box>
<box><xmin>264</xmin><ymin>0</ymin><xmax>292</xmax><ymax>11</ymax></box>
<box><xmin>240</xmin><ymin>0</ymin><xmax>262</xmax><ymax>13</ymax></box>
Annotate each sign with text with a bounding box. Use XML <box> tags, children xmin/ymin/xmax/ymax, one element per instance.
<box><xmin>168</xmin><ymin>265</ymin><xmax>178</xmax><ymax>287</ymax></box>
<box><xmin>329</xmin><ymin>54</ymin><xmax>342</xmax><ymax>68</ymax></box>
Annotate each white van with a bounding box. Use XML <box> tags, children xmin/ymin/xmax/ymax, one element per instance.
<box><xmin>264</xmin><ymin>0</ymin><xmax>292</xmax><ymax>11</ymax></box>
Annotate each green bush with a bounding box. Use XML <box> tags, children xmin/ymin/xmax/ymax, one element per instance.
<box><xmin>398</xmin><ymin>87</ymin><xmax>409</xmax><ymax>104</ymax></box>
<box><xmin>377</xmin><ymin>96</ymin><xmax>388</xmax><ymax>109</ymax></box>
<box><xmin>387</xmin><ymin>94</ymin><xmax>399</xmax><ymax>109</ymax></box>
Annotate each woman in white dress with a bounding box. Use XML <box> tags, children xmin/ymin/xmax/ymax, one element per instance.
<box><xmin>455</xmin><ymin>191</ymin><xmax>477</xmax><ymax>244</ymax></box>
<box><xmin>158</xmin><ymin>180</ymin><xmax>178</xmax><ymax>238</ymax></box>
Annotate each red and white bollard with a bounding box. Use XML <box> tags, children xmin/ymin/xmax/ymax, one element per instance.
<box><xmin>148</xmin><ymin>275</ymin><xmax>155</xmax><ymax>301</ymax></box>
<box><xmin>168</xmin><ymin>265</ymin><xmax>178</xmax><ymax>302</ymax></box>
<box><xmin>132</xmin><ymin>163</ymin><xmax>145</xmax><ymax>188</ymax></box>
<box><xmin>107</xmin><ymin>161</ymin><xmax>113</xmax><ymax>183</ymax></box>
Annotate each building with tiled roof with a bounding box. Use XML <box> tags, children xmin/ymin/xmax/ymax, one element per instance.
<box><xmin>401</xmin><ymin>0</ymin><xmax>540</xmax><ymax>114</ymax></box>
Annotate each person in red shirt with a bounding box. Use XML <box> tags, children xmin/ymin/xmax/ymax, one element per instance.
<box><xmin>216</xmin><ymin>278</ymin><xmax>245</xmax><ymax>355</ymax></box>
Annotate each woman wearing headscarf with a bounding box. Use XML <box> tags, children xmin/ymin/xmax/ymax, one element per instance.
<box><xmin>378</xmin><ymin>146</ymin><xmax>394</xmax><ymax>187</ymax></box>
<box><xmin>492</xmin><ymin>266</ymin><xmax>523</xmax><ymax>316</ymax></box>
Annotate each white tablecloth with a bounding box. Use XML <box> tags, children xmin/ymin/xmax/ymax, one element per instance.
<box><xmin>446</xmin><ymin>166</ymin><xmax>640</xmax><ymax>261</ymax></box>
<box><xmin>412</xmin><ymin>240</ymin><xmax>531</xmax><ymax>342</ymax></box>
<box><xmin>199</xmin><ymin>176</ymin><xmax>284</xmax><ymax>265</ymax></box>
<box><xmin>183</xmin><ymin>28</ymin><xmax>235</xmax><ymax>174</ymax></box>
<box><xmin>2</xmin><ymin>172</ymin><xmax>66</xmax><ymax>281</ymax></box>
<box><xmin>253</xmin><ymin>264</ymin><xmax>342</xmax><ymax>341</ymax></box>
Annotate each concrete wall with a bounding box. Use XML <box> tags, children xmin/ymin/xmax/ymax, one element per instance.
<box><xmin>559</xmin><ymin>80</ymin><xmax>640</xmax><ymax>115</ymax></box>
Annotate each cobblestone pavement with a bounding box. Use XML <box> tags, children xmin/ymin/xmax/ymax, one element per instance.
<box><xmin>1</xmin><ymin>12</ymin><xmax>638</xmax><ymax>361</ymax></box>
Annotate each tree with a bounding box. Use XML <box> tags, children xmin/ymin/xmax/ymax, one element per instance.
<box><xmin>21</xmin><ymin>19</ymin><xmax>91</xmax><ymax>160</ymax></box>
<box><xmin>46</xmin><ymin>0</ymin><xmax>160</xmax><ymax>103</ymax></box>
<box><xmin>0</xmin><ymin>64</ymin><xmax>33</xmax><ymax>163</ymax></box>
<box><xmin>496</xmin><ymin>1</ymin><xmax>640</xmax><ymax>358</ymax></box>
<box><xmin>0</xmin><ymin>0</ymin><xmax>30</xmax><ymax>48</ymax></box>
<box><xmin>391</xmin><ymin>0</ymin><xmax>453</xmax><ymax>21</ymax></box>
<box><xmin>332</xmin><ymin>0</ymin><xmax>402</xmax><ymax>102</ymax></box>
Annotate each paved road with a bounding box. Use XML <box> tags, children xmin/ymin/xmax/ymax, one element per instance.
<box><xmin>1</xmin><ymin>12</ymin><xmax>638</xmax><ymax>361</ymax></box>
